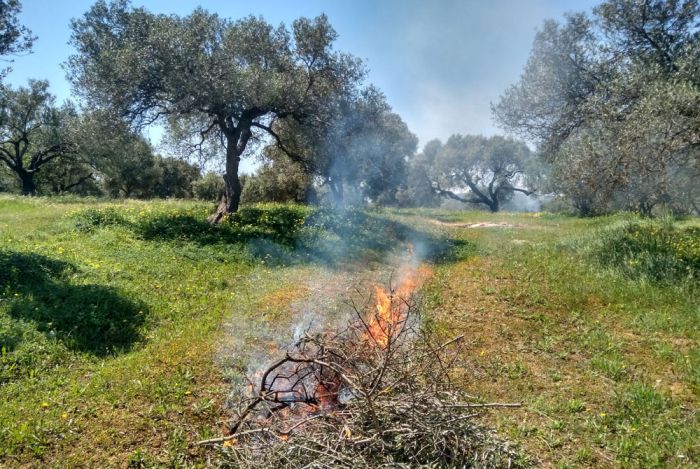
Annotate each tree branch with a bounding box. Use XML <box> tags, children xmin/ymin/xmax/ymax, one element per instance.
<box><xmin>29</xmin><ymin>143</ymin><xmax>71</xmax><ymax>170</ymax></box>
<box><xmin>0</xmin><ymin>146</ymin><xmax>17</xmax><ymax>169</ymax></box>
<box><xmin>60</xmin><ymin>172</ymin><xmax>94</xmax><ymax>193</ymax></box>
<box><xmin>509</xmin><ymin>186</ymin><xmax>535</xmax><ymax>196</ymax></box>
<box><xmin>250</xmin><ymin>121</ymin><xmax>316</xmax><ymax>173</ymax></box>
<box><xmin>431</xmin><ymin>183</ymin><xmax>482</xmax><ymax>205</ymax></box>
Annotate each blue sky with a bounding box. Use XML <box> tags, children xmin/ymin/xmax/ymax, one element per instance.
<box><xmin>9</xmin><ymin>0</ymin><xmax>599</xmax><ymax>165</ymax></box>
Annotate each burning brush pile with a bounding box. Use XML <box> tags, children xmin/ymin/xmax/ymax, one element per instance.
<box><xmin>201</xmin><ymin>268</ymin><xmax>523</xmax><ymax>467</ymax></box>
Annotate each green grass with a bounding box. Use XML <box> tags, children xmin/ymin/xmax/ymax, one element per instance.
<box><xmin>572</xmin><ymin>218</ymin><xmax>700</xmax><ymax>283</ymax></box>
<box><xmin>424</xmin><ymin>210</ymin><xmax>699</xmax><ymax>467</ymax></box>
<box><xmin>0</xmin><ymin>196</ymin><xmax>429</xmax><ymax>466</ymax></box>
<box><xmin>1</xmin><ymin>196</ymin><xmax>698</xmax><ymax>467</ymax></box>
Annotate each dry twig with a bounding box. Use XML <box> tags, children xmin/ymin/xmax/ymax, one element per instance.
<box><xmin>201</xmin><ymin>281</ymin><xmax>524</xmax><ymax>467</ymax></box>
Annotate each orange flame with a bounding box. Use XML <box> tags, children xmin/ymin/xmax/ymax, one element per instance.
<box><xmin>364</xmin><ymin>265</ymin><xmax>432</xmax><ymax>348</ymax></box>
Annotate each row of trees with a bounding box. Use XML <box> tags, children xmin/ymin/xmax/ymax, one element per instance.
<box><xmin>0</xmin><ymin>79</ymin><xmax>201</xmax><ymax>198</ymax></box>
<box><xmin>493</xmin><ymin>0</ymin><xmax>700</xmax><ymax>216</ymax></box>
<box><xmin>1</xmin><ymin>0</ymin><xmax>535</xmax><ymax>215</ymax></box>
<box><xmin>6</xmin><ymin>0</ymin><xmax>696</xmax><ymax>217</ymax></box>
<box><xmin>232</xmin><ymin>132</ymin><xmax>535</xmax><ymax>211</ymax></box>
<box><xmin>0</xmin><ymin>74</ymin><xmax>534</xmax><ymax>210</ymax></box>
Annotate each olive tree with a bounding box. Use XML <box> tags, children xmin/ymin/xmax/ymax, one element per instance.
<box><xmin>68</xmin><ymin>0</ymin><xmax>363</xmax><ymax>221</ymax></box>
<box><xmin>0</xmin><ymin>80</ymin><xmax>76</xmax><ymax>195</ymax></box>
<box><xmin>428</xmin><ymin>135</ymin><xmax>534</xmax><ymax>212</ymax></box>
<box><xmin>493</xmin><ymin>0</ymin><xmax>700</xmax><ymax>215</ymax></box>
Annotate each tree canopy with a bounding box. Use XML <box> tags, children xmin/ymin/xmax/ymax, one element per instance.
<box><xmin>425</xmin><ymin>135</ymin><xmax>533</xmax><ymax>212</ymax></box>
<box><xmin>493</xmin><ymin>0</ymin><xmax>700</xmax><ymax>215</ymax></box>
<box><xmin>68</xmin><ymin>0</ymin><xmax>364</xmax><ymax>221</ymax></box>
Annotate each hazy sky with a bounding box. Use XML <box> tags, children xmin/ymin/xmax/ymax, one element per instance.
<box><xmin>9</xmin><ymin>0</ymin><xmax>599</xmax><ymax>159</ymax></box>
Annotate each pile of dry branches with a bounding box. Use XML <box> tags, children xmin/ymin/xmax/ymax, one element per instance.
<box><xmin>200</xmin><ymin>285</ymin><xmax>523</xmax><ymax>467</ymax></box>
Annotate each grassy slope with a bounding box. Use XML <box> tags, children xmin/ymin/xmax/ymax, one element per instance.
<box><xmin>417</xmin><ymin>210</ymin><xmax>699</xmax><ymax>468</ymax></box>
<box><xmin>0</xmin><ymin>197</ymin><xmax>323</xmax><ymax>467</ymax></box>
<box><xmin>1</xmin><ymin>197</ymin><xmax>697</xmax><ymax>467</ymax></box>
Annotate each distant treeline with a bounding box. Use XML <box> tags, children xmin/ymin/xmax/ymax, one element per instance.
<box><xmin>1</xmin><ymin>0</ymin><xmax>698</xmax><ymax>217</ymax></box>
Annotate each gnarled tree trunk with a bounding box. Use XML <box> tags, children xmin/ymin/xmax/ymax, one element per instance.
<box><xmin>209</xmin><ymin>141</ymin><xmax>243</xmax><ymax>224</ymax></box>
<box><xmin>487</xmin><ymin>199</ymin><xmax>499</xmax><ymax>212</ymax></box>
<box><xmin>19</xmin><ymin>170</ymin><xmax>36</xmax><ymax>196</ymax></box>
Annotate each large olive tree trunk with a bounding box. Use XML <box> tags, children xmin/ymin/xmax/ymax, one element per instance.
<box><xmin>19</xmin><ymin>170</ymin><xmax>37</xmax><ymax>196</ymax></box>
<box><xmin>209</xmin><ymin>131</ymin><xmax>245</xmax><ymax>224</ymax></box>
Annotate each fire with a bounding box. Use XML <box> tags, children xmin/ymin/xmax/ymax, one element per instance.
<box><xmin>223</xmin><ymin>264</ymin><xmax>433</xmax><ymax>445</ymax></box>
<box><xmin>364</xmin><ymin>265</ymin><xmax>432</xmax><ymax>348</ymax></box>
<box><xmin>211</xmin><ymin>262</ymin><xmax>437</xmax><ymax>450</ymax></box>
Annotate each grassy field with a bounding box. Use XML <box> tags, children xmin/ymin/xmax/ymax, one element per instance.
<box><xmin>0</xmin><ymin>195</ymin><xmax>698</xmax><ymax>467</ymax></box>
<box><xmin>422</xmin><ymin>211</ymin><xmax>699</xmax><ymax>468</ymax></box>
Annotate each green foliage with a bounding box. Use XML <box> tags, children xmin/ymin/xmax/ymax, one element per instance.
<box><xmin>0</xmin><ymin>197</ymin><xmax>279</xmax><ymax>462</ymax></box>
<box><xmin>73</xmin><ymin>206</ymin><xmax>128</xmax><ymax>231</ymax></box>
<box><xmin>151</xmin><ymin>156</ymin><xmax>200</xmax><ymax>198</ymax></box>
<box><xmin>35</xmin><ymin>152</ymin><xmax>100</xmax><ymax>196</ymax></box>
<box><xmin>3</xmin><ymin>196</ymin><xmax>452</xmax><ymax>464</ymax></box>
<box><xmin>615</xmin><ymin>383</ymin><xmax>666</xmax><ymax>421</ymax></box>
<box><xmin>423</xmin><ymin>135</ymin><xmax>533</xmax><ymax>212</ymax></box>
<box><xmin>430</xmin><ymin>209</ymin><xmax>699</xmax><ymax>466</ymax></box>
<box><xmin>71</xmin><ymin>203</ymin><xmax>449</xmax><ymax>267</ymax></box>
<box><xmin>5</xmin><ymin>106</ymin><xmax>202</xmax><ymax>200</ymax></box>
<box><xmin>494</xmin><ymin>0</ymin><xmax>700</xmax><ymax>216</ymax></box>
<box><xmin>192</xmin><ymin>172</ymin><xmax>224</xmax><ymax>201</ymax></box>
<box><xmin>101</xmin><ymin>143</ymin><xmax>159</xmax><ymax>198</ymax></box>
<box><xmin>602</xmin><ymin>383</ymin><xmax>696</xmax><ymax>467</ymax></box>
<box><xmin>584</xmin><ymin>220</ymin><xmax>700</xmax><ymax>282</ymax></box>
<box><xmin>0</xmin><ymin>0</ymin><xmax>35</xmax><ymax>75</ymax></box>
<box><xmin>0</xmin><ymin>80</ymin><xmax>77</xmax><ymax>195</ymax></box>
<box><xmin>0</xmin><ymin>164</ymin><xmax>16</xmax><ymax>192</ymax></box>
<box><xmin>70</xmin><ymin>110</ymin><xmax>201</xmax><ymax>198</ymax></box>
<box><xmin>1</xmin><ymin>196</ymin><xmax>698</xmax><ymax>465</ymax></box>
<box><xmin>241</xmin><ymin>157</ymin><xmax>313</xmax><ymax>205</ymax></box>
<box><xmin>228</xmin><ymin>204</ymin><xmax>309</xmax><ymax>245</ymax></box>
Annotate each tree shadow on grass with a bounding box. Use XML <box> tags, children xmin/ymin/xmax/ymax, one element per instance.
<box><xmin>74</xmin><ymin>204</ymin><xmax>478</xmax><ymax>267</ymax></box>
<box><xmin>125</xmin><ymin>206</ymin><xmax>477</xmax><ymax>266</ymax></box>
<box><xmin>0</xmin><ymin>251</ymin><xmax>145</xmax><ymax>356</ymax></box>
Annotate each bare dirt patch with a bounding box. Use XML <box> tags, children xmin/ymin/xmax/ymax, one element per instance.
<box><xmin>431</xmin><ymin>220</ymin><xmax>530</xmax><ymax>229</ymax></box>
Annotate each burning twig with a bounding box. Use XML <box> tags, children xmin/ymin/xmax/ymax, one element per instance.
<box><xmin>202</xmin><ymin>269</ymin><xmax>523</xmax><ymax>467</ymax></box>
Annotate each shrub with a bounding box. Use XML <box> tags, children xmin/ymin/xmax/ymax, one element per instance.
<box><xmin>583</xmin><ymin>220</ymin><xmax>700</xmax><ymax>282</ymax></box>
<box><xmin>192</xmin><ymin>172</ymin><xmax>225</xmax><ymax>201</ymax></box>
<box><xmin>73</xmin><ymin>207</ymin><xmax>127</xmax><ymax>232</ymax></box>
<box><xmin>227</xmin><ymin>204</ymin><xmax>310</xmax><ymax>246</ymax></box>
